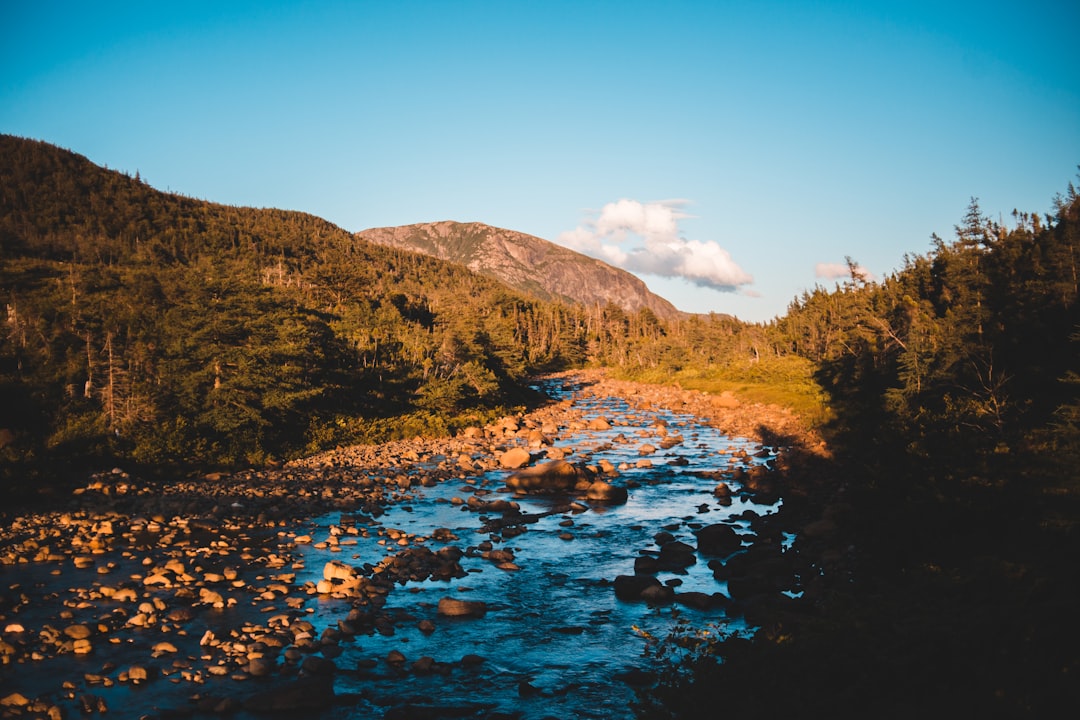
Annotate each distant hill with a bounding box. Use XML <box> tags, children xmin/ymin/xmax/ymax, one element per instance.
<box><xmin>357</xmin><ymin>221</ymin><xmax>684</xmax><ymax>320</ymax></box>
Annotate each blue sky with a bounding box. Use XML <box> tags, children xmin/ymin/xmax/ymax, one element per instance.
<box><xmin>3</xmin><ymin>1</ymin><xmax>1078</xmax><ymax>322</ymax></box>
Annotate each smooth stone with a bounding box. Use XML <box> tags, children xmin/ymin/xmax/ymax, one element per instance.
<box><xmin>437</xmin><ymin>597</ymin><xmax>487</xmax><ymax>618</ymax></box>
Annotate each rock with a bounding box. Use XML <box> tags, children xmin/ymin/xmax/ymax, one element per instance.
<box><xmin>634</xmin><ymin>555</ymin><xmax>662</xmax><ymax>574</ymax></box>
<box><xmin>499</xmin><ymin>447</ymin><xmax>532</xmax><ymax>469</ymax></box>
<box><xmin>656</xmin><ymin>541</ymin><xmax>697</xmax><ymax>570</ymax></box>
<box><xmin>412</xmin><ymin>655</ymin><xmax>436</xmax><ymax>673</ymax></box>
<box><xmin>151</xmin><ymin>641</ymin><xmax>178</xmax><ymax>656</ymax></box>
<box><xmin>63</xmin><ymin>624</ymin><xmax>92</xmax><ymax>640</ymax></box>
<box><xmin>1</xmin><ymin>693</ymin><xmax>30</xmax><ymax>708</ymax></box>
<box><xmin>506</xmin><ymin>460</ymin><xmax>591</xmax><ymax>493</ymax></box>
<box><xmin>587</xmin><ymin>417</ymin><xmax>612</xmax><ymax>430</ymax></box>
<box><xmin>584</xmin><ymin>480</ymin><xmax>628</xmax><ymax>504</ymax></box>
<box><xmin>613</xmin><ymin>575</ymin><xmax>663</xmax><ymax>602</ymax></box>
<box><xmin>323</xmin><ymin>560</ymin><xmax>357</xmax><ymax>582</ymax></box>
<box><xmin>713</xmin><ymin>482</ymin><xmax>733</xmax><ymax>505</ymax></box>
<box><xmin>437</xmin><ymin>597</ymin><xmax>487</xmax><ymax>618</ymax></box>
<box><xmin>694</xmin><ymin>523</ymin><xmax>743</xmax><ymax>556</ymax></box>
<box><xmin>639</xmin><ymin>583</ymin><xmax>675</xmax><ymax>604</ymax></box>
<box><xmin>199</xmin><ymin>588</ymin><xmax>224</xmax><ymax>605</ymax></box>
<box><xmin>127</xmin><ymin>664</ymin><xmax>154</xmax><ymax>684</ymax></box>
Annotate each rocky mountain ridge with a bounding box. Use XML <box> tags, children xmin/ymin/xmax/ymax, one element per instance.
<box><xmin>357</xmin><ymin>221</ymin><xmax>684</xmax><ymax>320</ymax></box>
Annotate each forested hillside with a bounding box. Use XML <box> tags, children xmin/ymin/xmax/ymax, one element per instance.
<box><xmin>0</xmin><ymin>136</ymin><xmax>752</xmax><ymax>495</ymax></box>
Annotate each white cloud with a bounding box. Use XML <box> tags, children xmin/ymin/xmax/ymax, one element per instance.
<box><xmin>558</xmin><ymin>199</ymin><xmax>753</xmax><ymax>293</ymax></box>
<box><xmin>815</xmin><ymin>261</ymin><xmax>875</xmax><ymax>282</ymax></box>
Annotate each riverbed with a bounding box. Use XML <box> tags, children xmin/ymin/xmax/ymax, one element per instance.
<box><xmin>0</xmin><ymin>373</ymin><xmax>799</xmax><ymax>720</ymax></box>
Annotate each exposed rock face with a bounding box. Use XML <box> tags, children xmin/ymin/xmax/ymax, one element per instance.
<box><xmin>357</xmin><ymin>221</ymin><xmax>685</xmax><ymax>320</ymax></box>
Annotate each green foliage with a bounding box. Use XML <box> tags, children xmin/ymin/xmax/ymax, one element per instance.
<box><xmin>0</xmin><ymin>136</ymin><xmax>585</xmax><ymax>485</ymax></box>
<box><xmin>634</xmin><ymin>175</ymin><xmax>1080</xmax><ymax>719</ymax></box>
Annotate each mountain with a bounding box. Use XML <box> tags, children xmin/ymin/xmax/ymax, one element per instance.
<box><xmin>0</xmin><ymin>135</ymin><xmax>599</xmax><ymax>475</ymax></box>
<box><xmin>357</xmin><ymin>221</ymin><xmax>685</xmax><ymax>320</ymax></box>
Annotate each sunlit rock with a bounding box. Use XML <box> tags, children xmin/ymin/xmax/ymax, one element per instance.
<box><xmin>499</xmin><ymin>447</ymin><xmax>532</xmax><ymax>469</ymax></box>
<box><xmin>437</xmin><ymin>597</ymin><xmax>487</xmax><ymax>618</ymax></box>
<box><xmin>585</xmin><ymin>480</ymin><xmax>628</xmax><ymax>504</ymax></box>
<box><xmin>506</xmin><ymin>460</ymin><xmax>591</xmax><ymax>493</ymax></box>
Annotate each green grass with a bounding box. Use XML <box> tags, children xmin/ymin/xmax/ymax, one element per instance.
<box><xmin>621</xmin><ymin>355</ymin><xmax>831</xmax><ymax>428</ymax></box>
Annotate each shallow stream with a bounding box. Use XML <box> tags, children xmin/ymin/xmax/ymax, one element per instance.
<box><xmin>0</xmin><ymin>377</ymin><xmax>787</xmax><ymax>719</ymax></box>
<box><xmin>294</xmin><ymin>379</ymin><xmax>782</xmax><ymax>718</ymax></box>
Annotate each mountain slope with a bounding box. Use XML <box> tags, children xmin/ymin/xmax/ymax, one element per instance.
<box><xmin>0</xmin><ymin>135</ymin><xmax>595</xmax><ymax>477</ymax></box>
<box><xmin>357</xmin><ymin>221</ymin><xmax>684</xmax><ymax>320</ymax></box>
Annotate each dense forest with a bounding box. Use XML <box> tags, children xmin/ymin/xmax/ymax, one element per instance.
<box><xmin>634</xmin><ymin>186</ymin><xmax>1080</xmax><ymax>715</ymax></box>
<box><xmin>3</xmin><ymin>135</ymin><xmax>1079</xmax><ymax>714</ymax></box>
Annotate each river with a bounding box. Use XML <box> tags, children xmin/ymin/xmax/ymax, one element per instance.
<box><xmin>0</xmin><ymin>375</ymin><xmax>791</xmax><ymax>719</ymax></box>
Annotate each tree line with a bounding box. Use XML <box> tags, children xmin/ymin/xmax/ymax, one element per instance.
<box><xmin>0</xmin><ymin>136</ymin><xmax>745</xmax><ymax>492</ymax></box>
<box><xmin>3</xmin><ymin>134</ymin><xmax>1078</xmax><ymax>502</ymax></box>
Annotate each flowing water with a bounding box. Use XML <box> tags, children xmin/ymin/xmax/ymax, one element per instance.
<box><xmin>293</xmin><ymin>379</ymin><xmax>782</xmax><ymax>718</ymax></box>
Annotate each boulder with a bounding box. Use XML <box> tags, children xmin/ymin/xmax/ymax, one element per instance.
<box><xmin>323</xmin><ymin>560</ymin><xmax>357</xmax><ymax>582</ymax></box>
<box><xmin>639</xmin><ymin>583</ymin><xmax>675</xmax><ymax>605</ymax></box>
<box><xmin>506</xmin><ymin>460</ymin><xmax>591</xmax><ymax>493</ymax></box>
<box><xmin>613</xmin><ymin>575</ymin><xmax>663</xmax><ymax>602</ymax></box>
<box><xmin>656</xmin><ymin>540</ymin><xmax>697</xmax><ymax>570</ymax></box>
<box><xmin>584</xmin><ymin>480</ymin><xmax>628</xmax><ymax>504</ymax></box>
<box><xmin>499</xmin><ymin>447</ymin><xmax>532</xmax><ymax>469</ymax></box>
<box><xmin>694</xmin><ymin>524</ymin><xmax>743</xmax><ymax>556</ymax></box>
<box><xmin>437</xmin><ymin>597</ymin><xmax>487</xmax><ymax>618</ymax></box>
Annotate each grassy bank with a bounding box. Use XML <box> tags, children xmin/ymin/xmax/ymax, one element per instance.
<box><xmin>615</xmin><ymin>355</ymin><xmax>831</xmax><ymax>427</ymax></box>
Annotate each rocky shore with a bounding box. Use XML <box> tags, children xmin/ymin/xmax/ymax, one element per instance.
<box><xmin>0</xmin><ymin>370</ymin><xmax>832</xmax><ymax>719</ymax></box>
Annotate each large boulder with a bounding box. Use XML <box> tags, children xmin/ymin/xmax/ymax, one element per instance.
<box><xmin>506</xmin><ymin>460</ymin><xmax>591</xmax><ymax>493</ymax></box>
<box><xmin>613</xmin><ymin>575</ymin><xmax>663</xmax><ymax>602</ymax></box>
<box><xmin>656</xmin><ymin>540</ymin><xmax>697</xmax><ymax>570</ymax></box>
<box><xmin>694</xmin><ymin>524</ymin><xmax>744</xmax><ymax>556</ymax></box>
